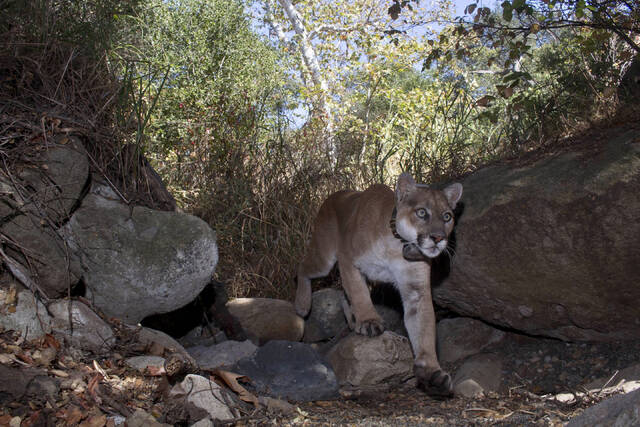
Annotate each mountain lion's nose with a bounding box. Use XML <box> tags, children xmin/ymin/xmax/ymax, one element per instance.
<box><xmin>431</xmin><ymin>234</ymin><xmax>445</xmax><ymax>243</ymax></box>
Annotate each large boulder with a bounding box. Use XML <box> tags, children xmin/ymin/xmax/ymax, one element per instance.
<box><xmin>0</xmin><ymin>137</ymin><xmax>87</xmax><ymax>298</ymax></box>
<box><xmin>63</xmin><ymin>182</ymin><xmax>218</xmax><ymax>323</ymax></box>
<box><xmin>567</xmin><ymin>388</ymin><xmax>640</xmax><ymax>427</ymax></box>
<box><xmin>434</xmin><ymin>131</ymin><xmax>640</xmax><ymax>341</ymax></box>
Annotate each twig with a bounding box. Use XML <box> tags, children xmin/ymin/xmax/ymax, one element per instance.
<box><xmin>598</xmin><ymin>370</ymin><xmax>619</xmax><ymax>396</ymax></box>
<box><xmin>84</xmin><ymin>150</ymin><xmax>129</xmax><ymax>204</ymax></box>
<box><xmin>54</xmin><ymin>49</ymin><xmax>75</xmax><ymax>99</ymax></box>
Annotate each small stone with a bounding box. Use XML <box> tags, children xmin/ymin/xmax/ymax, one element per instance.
<box><xmin>327</xmin><ymin>331</ymin><xmax>413</xmax><ymax>387</ymax></box>
<box><xmin>125</xmin><ymin>356</ymin><xmax>166</xmax><ymax>373</ymax></box>
<box><xmin>227</xmin><ymin>298</ymin><xmax>304</xmax><ymax>344</ymax></box>
<box><xmin>555</xmin><ymin>393</ymin><xmax>576</xmax><ymax>403</ymax></box>
<box><xmin>454</xmin><ymin>378</ymin><xmax>484</xmax><ymax>398</ymax></box>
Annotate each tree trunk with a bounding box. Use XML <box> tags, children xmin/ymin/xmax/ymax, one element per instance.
<box><xmin>270</xmin><ymin>0</ymin><xmax>337</xmax><ymax>164</ymax></box>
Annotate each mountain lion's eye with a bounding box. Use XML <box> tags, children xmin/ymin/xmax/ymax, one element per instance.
<box><xmin>416</xmin><ymin>208</ymin><xmax>428</xmax><ymax>219</ymax></box>
<box><xmin>443</xmin><ymin>212</ymin><xmax>452</xmax><ymax>222</ymax></box>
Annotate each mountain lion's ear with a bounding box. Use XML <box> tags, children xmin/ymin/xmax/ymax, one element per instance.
<box><xmin>443</xmin><ymin>183</ymin><xmax>463</xmax><ymax>209</ymax></box>
<box><xmin>396</xmin><ymin>172</ymin><xmax>416</xmax><ymax>202</ymax></box>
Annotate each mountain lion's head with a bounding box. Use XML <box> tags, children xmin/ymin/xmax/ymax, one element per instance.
<box><xmin>394</xmin><ymin>173</ymin><xmax>463</xmax><ymax>259</ymax></box>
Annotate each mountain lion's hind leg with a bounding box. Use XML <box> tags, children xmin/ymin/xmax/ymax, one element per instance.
<box><xmin>339</xmin><ymin>260</ymin><xmax>384</xmax><ymax>337</ymax></box>
<box><xmin>295</xmin><ymin>209</ymin><xmax>338</xmax><ymax>317</ymax></box>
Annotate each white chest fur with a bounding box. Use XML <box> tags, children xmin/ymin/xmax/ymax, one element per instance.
<box><xmin>353</xmin><ymin>237</ymin><xmax>428</xmax><ymax>286</ymax></box>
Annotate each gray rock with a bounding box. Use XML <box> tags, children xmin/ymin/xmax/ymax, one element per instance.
<box><xmin>327</xmin><ymin>331</ymin><xmax>413</xmax><ymax>387</ymax></box>
<box><xmin>190</xmin><ymin>419</ymin><xmax>214</xmax><ymax>427</ymax></box>
<box><xmin>376</xmin><ymin>305</ymin><xmax>407</xmax><ymax>336</ymax></box>
<box><xmin>188</xmin><ymin>340</ymin><xmax>257</xmax><ymax>370</ymax></box>
<box><xmin>49</xmin><ymin>300</ymin><xmax>115</xmax><ymax>352</ymax></box>
<box><xmin>125</xmin><ymin>409</ymin><xmax>170</xmax><ymax>427</ymax></box>
<box><xmin>63</xmin><ymin>182</ymin><xmax>218</xmax><ymax>323</ymax></box>
<box><xmin>133</xmin><ymin>326</ymin><xmax>197</xmax><ymax>367</ymax></box>
<box><xmin>433</xmin><ymin>132</ymin><xmax>640</xmax><ymax>341</ymax></box>
<box><xmin>437</xmin><ymin>317</ymin><xmax>505</xmax><ymax>363</ymax></box>
<box><xmin>179</xmin><ymin>325</ymin><xmax>220</xmax><ymax>348</ymax></box>
<box><xmin>18</xmin><ymin>136</ymin><xmax>89</xmax><ymax>222</ymax></box>
<box><xmin>567</xmin><ymin>388</ymin><xmax>640</xmax><ymax>427</ymax></box>
<box><xmin>232</xmin><ymin>340</ymin><xmax>339</xmax><ymax>402</ymax></box>
<box><xmin>303</xmin><ymin>289</ymin><xmax>346</xmax><ymax>342</ymax></box>
<box><xmin>125</xmin><ymin>355</ymin><xmax>166</xmax><ymax>373</ymax></box>
<box><xmin>454</xmin><ymin>379</ymin><xmax>485</xmax><ymax>398</ymax></box>
<box><xmin>452</xmin><ymin>353</ymin><xmax>503</xmax><ymax>397</ymax></box>
<box><xmin>0</xmin><ymin>288</ymin><xmax>51</xmax><ymax>340</ymax></box>
<box><xmin>226</xmin><ymin>298</ymin><xmax>304</xmax><ymax>344</ymax></box>
<box><xmin>2</xmin><ymin>214</ymin><xmax>82</xmax><ymax>297</ymax></box>
<box><xmin>169</xmin><ymin>374</ymin><xmax>235</xmax><ymax>421</ymax></box>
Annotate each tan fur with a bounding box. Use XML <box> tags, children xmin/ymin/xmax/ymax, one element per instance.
<box><xmin>296</xmin><ymin>173</ymin><xmax>462</xmax><ymax>396</ymax></box>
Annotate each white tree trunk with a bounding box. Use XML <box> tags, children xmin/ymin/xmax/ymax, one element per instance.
<box><xmin>271</xmin><ymin>0</ymin><xmax>337</xmax><ymax>163</ymax></box>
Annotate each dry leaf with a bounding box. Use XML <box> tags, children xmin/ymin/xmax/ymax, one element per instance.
<box><xmin>50</xmin><ymin>369</ymin><xmax>69</xmax><ymax>377</ymax></box>
<box><xmin>146</xmin><ymin>365</ymin><xmax>166</xmax><ymax>376</ymax></box>
<box><xmin>43</xmin><ymin>334</ymin><xmax>61</xmax><ymax>350</ymax></box>
<box><xmin>5</xmin><ymin>286</ymin><xmax>16</xmax><ymax>306</ymax></box>
<box><xmin>212</xmin><ymin>369</ymin><xmax>259</xmax><ymax>407</ymax></box>
<box><xmin>16</xmin><ymin>352</ymin><xmax>34</xmax><ymax>365</ymax></box>
<box><xmin>56</xmin><ymin>405</ymin><xmax>85</xmax><ymax>425</ymax></box>
<box><xmin>79</xmin><ymin>414</ymin><xmax>107</xmax><ymax>427</ymax></box>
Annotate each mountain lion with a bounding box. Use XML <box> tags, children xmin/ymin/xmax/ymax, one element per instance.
<box><xmin>296</xmin><ymin>173</ymin><xmax>462</xmax><ymax>397</ymax></box>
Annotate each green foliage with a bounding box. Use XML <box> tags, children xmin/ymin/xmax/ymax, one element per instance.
<box><xmin>6</xmin><ymin>0</ymin><xmax>635</xmax><ymax>300</ymax></box>
<box><xmin>0</xmin><ymin>0</ymin><xmax>141</xmax><ymax>57</ymax></box>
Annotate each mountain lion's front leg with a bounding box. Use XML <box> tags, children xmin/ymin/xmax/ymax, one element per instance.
<box><xmin>339</xmin><ymin>258</ymin><xmax>384</xmax><ymax>337</ymax></box>
<box><xmin>398</xmin><ymin>281</ymin><xmax>453</xmax><ymax>398</ymax></box>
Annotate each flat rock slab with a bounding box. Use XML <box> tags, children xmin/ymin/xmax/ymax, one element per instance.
<box><xmin>187</xmin><ymin>340</ymin><xmax>257</xmax><ymax>370</ymax></box>
<box><xmin>226</xmin><ymin>298</ymin><xmax>304</xmax><ymax>344</ymax></box>
<box><xmin>327</xmin><ymin>331</ymin><xmax>413</xmax><ymax>387</ymax></box>
<box><xmin>232</xmin><ymin>340</ymin><xmax>339</xmax><ymax>402</ymax></box>
<box><xmin>437</xmin><ymin>317</ymin><xmax>505</xmax><ymax>364</ymax></box>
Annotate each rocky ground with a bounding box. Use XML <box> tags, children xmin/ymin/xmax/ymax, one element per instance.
<box><xmin>1</xmin><ymin>311</ymin><xmax>639</xmax><ymax>426</ymax></box>
<box><xmin>283</xmin><ymin>335</ymin><xmax>640</xmax><ymax>426</ymax></box>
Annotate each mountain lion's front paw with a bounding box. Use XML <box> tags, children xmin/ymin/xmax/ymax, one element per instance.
<box><xmin>354</xmin><ymin>318</ymin><xmax>385</xmax><ymax>337</ymax></box>
<box><xmin>415</xmin><ymin>366</ymin><xmax>453</xmax><ymax>399</ymax></box>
